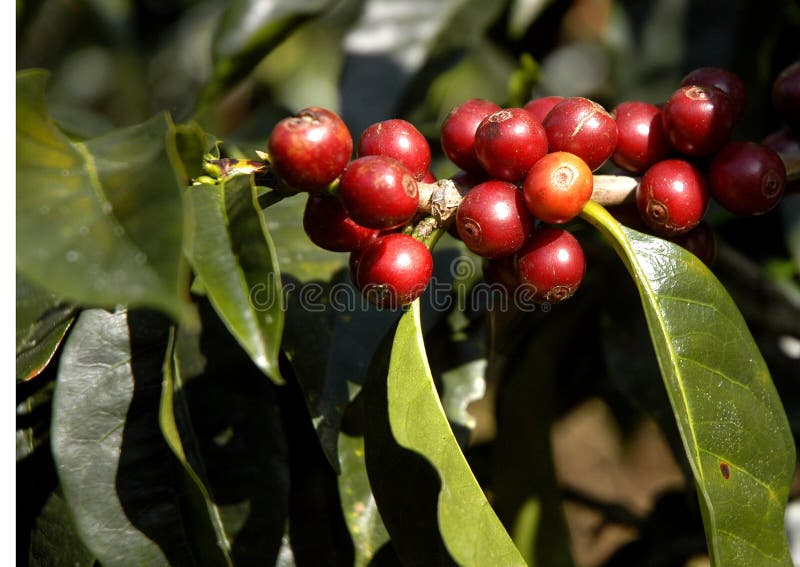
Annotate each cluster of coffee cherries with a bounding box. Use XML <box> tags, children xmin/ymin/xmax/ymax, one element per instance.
<box><xmin>266</xmin><ymin>62</ymin><xmax>797</xmax><ymax>308</ymax></box>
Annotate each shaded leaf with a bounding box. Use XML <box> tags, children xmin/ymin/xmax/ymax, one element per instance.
<box><xmin>369</xmin><ymin>301</ymin><xmax>526</xmax><ymax>566</ymax></box>
<box><xmin>160</xmin><ymin>331</ymin><xmax>234</xmax><ymax>565</ymax></box>
<box><xmin>185</xmin><ymin>176</ymin><xmax>284</xmax><ymax>383</ymax></box>
<box><xmin>581</xmin><ymin>201</ymin><xmax>796</xmax><ymax>567</ymax></box>
<box><xmin>16</xmin><ymin>273</ymin><xmax>75</xmax><ymax>382</ymax></box>
<box><xmin>16</xmin><ymin>70</ymin><xmax>196</xmax><ymax>325</ymax></box>
<box><xmin>29</xmin><ymin>489</ymin><xmax>95</xmax><ymax>567</ymax></box>
<box><xmin>176</xmin><ymin>298</ymin><xmax>290</xmax><ymax>565</ymax></box>
<box><xmin>52</xmin><ymin>308</ymin><xmax>231</xmax><ymax>566</ymax></box>
<box><xmin>17</xmin><ymin>377</ymin><xmax>56</xmax><ymax>462</ymax></box>
<box><xmin>491</xmin><ymin>305</ymin><xmax>578</xmax><ymax>567</ymax></box>
<box><xmin>207</xmin><ymin>0</ymin><xmax>332</xmax><ymax>100</ymax></box>
<box><xmin>341</xmin><ymin>0</ymin><xmax>508</xmax><ymax>134</ymax></box>
<box><xmin>508</xmin><ymin>0</ymin><xmax>553</xmax><ymax>39</ymax></box>
<box><xmin>338</xmin><ymin>433</ymin><xmax>390</xmax><ymax>567</ymax></box>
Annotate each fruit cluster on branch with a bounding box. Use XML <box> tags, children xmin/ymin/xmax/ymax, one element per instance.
<box><xmin>253</xmin><ymin>62</ymin><xmax>800</xmax><ymax>308</ymax></box>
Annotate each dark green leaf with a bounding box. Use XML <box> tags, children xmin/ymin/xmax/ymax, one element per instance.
<box><xmin>52</xmin><ymin>308</ymin><xmax>232</xmax><ymax>566</ymax></box>
<box><xmin>185</xmin><ymin>176</ymin><xmax>284</xmax><ymax>383</ymax></box>
<box><xmin>338</xmin><ymin>433</ymin><xmax>390</xmax><ymax>566</ymax></box>
<box><xmin>581</xmin><ymin>201</ymin><xmax>796</xmax><ymax>567</ymax></box>
<box><xmin>370</xmin><ymin>301</ymin><xmax>526</xmax><ymax>566</ymax></box>
<box><xmin>16</xmin><ymin>70</ymin><xmax>195</xmax><ymax>325</ymax></box>
<box><xmin>173</xmin><ymin>298</ymin><xmax>290</xmax><ymax>565</ymax></box>
<box><xmin>29</xmin><ymin>489</ymin><xmax>95</xmax><ymax>567</ymax></box>
<box><xmin>160</xmin><ymin>331</ymin><xmax>234</xmax><ymax>565</ymax></box>
<box><xmin>491</xmin><ymin>306</ymin><xmax>579</xmax><ymax>567</ymax></box>
<box><xmin>206</xmin><ymin>0</ymin><xmax>332</xmax><ymax>101</ymax></box>
<box><xmin>17</xmin><ymin>376</ymin><xmax>56</xmax><ymax>462</ymax></box>
<box><xmin>16</xmin><ymin>273</ymin><xmax>75</xmax><ymax>382</ymax></box>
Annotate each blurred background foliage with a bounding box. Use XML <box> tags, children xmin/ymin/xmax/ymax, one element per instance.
<box><xmin>16</xmin><ymin>0</ymin><xmax>800</xmax><ymax>566</ymax></box>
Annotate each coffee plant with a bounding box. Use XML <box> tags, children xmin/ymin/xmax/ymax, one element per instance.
<box><xmin>16</xmin><ymin>1</ymin><xmax>800</xmax><ymax>566</ymax></box>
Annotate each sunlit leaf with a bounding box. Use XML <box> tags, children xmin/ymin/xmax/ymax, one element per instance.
<box><xmin>185</xmin><ymin>176</ymin><xmax>284</xmax><ymax>383</ymax></box>
<box><xmin>366</xmin><ymin>301</ymin><xmax>526</xmax><ymax>566</ymax></box>
<box><xmin>16</xmin><ymin>70</ymin><xmax>196</xmax><ymax>325</ymax></box>
<box><xmin>52</xmin><ymin>308</ymin><xmax>232</xmax><ymax>566</ymax></box>
<box><xmin>338</xmin><ymin>433</ymin><xmax>390</xmax><ymax>566</ymax></box>
<box><xmin>582</xmin><ymin>201</ymin><xmax>796</xmax><ymax>567</ymax></box>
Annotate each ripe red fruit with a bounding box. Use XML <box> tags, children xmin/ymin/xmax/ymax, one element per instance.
<box><xmin>523</xmin><ymin>152</ymin><xmax>593</xmax><ymax>223</ymax></box>
<box><xmin>542</xmin><ymin>97</ymin><xmax>618</xmax><ymax>171</ymax></box>
<box><xmin>456</xmin><ymin>181</ymin><xmax>534</xmax><ymax>258</ymax></box>
<box><xmin>680</xmin><ymin>67</ymin><xmax>746</xmax><ymax>120</ymax></box>
<box><xmin>523</xmin><ymin>96</ymin><xmax>565</xmax><ymax>123</ymax></box>
<box><xmin>358</xmin><ymin>119</ymin><xmax>431</xmax><ymax>181</ymax></box>
<box><xmin>422</xmin><ymin>170</ymin><xmax>437</xmax><ymax>183</ymax></box>
<box><xmin>302</xmin><ymin>194</ymin><xmax>379</xmax><ymax>252</ymax></box>
<box><xmin>441</xmin><ymin>98</ymin><xmax>502</xmax><ymax>173</ymax></box>
<box><xmin>661</xmin><ymin>85</ymin><xmax>735</xmax><ymax>156</ymax></box>
<box><xmin>708</xmin><ymin>141</ymin><xmax>786</xmax><ymax>216</ymax></box>
<box><xmin>636</xmin><ymin>159</ymin><xmax>709</xmax><ymax>236</ymax></box>
<box><xmin>772</xmin><ymin>61</ymin><xmax>800</xmax><ymax>128</ymax></box>
<box><xmin>474</xmin><ymin>108</ymin><xmax>548</xmax><ymax>182</ymax></box>
<box><xmin>338</xmin><ymin>155</ymin><xmax>419</xmax><ymax>230</ymax></box>
<box><xmin>516</xmin><ymin>227</ymin><xmax>585</xmax><ymax>304</ymax></box>
<box><xmin>268</xmin><ymin>107</ymin><xmax>353</xmax><ymax>192</ymax></box>
<box><xmin>611</xmin><ymin>101</ymin><xmax>671</xmax><ymax>174</ymax></box>
<box><xmin>356</xmin><ymin>233</ymin><xmax>434</xmax><ymax>308</ymax></box>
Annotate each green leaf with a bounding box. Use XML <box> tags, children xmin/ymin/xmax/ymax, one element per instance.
<box><xmin>781</xmin><ymin>194</ymin><xmax>800</xmax><ymax>272</ymax></box>
<box><xmin>185</xmin><ymin>176</ymin><xmax>284</xmax><ymax>384</ymax></box>
<box><xmin>17</xmin><ymin>376</ymin><xmax>56</xmax><ymax>462</ymax></box>
<box><xmin>29</xmin><ymin>489</ymin><xmax>96</xmax><ymax>567</ymax></box>
<box><xmin>338</xmin><ymin>433</ymin><xmax>390</xmax><ymax>567</ymax></box>
<box><xmin>371</xmin><ymin>301</ymin><xmax>526</xmax><ymax>566</ymax></box>
<box><xmin>52</xmin><ymin>308</ymin><xmax>232</xmax><ymax>566</ymax></box>
<box><xmin>160</xmin><ymin>330</ymin><xmax>234</xmax><ymax>566</ymax></box>
<box><xmin>206</xmin><ymin>0</ymin><xmax>332</xmax><ymax>101</ymax></box>
<box><xmin>581</xmin><ymin>201</ymin><xmax>796</xmax><ymax>567</ymax></box>
<box><xmin>16</xmin><ymin>273</ymin><xmax>75</xmax><ymax>382</ymax></box>
<box><xmin>16</xmin><ymin>70</ymin><xmax>195</xmax><ymax>325</ymax></box>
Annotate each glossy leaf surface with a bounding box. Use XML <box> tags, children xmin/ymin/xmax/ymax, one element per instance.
<box><xmin>582</xmin><ymin>201</ymin><xmax>796</xmax><ymax>567</ymax></box>
<box><xmin>185</xmin><ymin>176</ymin><xmax>284</xmax><ymax>383</ymax></box>
<box><xmin>17</xmin><ymin>70</ymin><xmax>195</xmax><ymax>324</ymax></box>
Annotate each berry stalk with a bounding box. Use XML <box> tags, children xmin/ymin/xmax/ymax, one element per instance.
<box><xmin>415</xmin><ymin>149</ymin><xmax>800</xmax><ymax>224</ymax></box>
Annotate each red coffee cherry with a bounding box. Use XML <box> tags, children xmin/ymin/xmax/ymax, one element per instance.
<box><xmin>611</xmin><ymin>101</ymin><xmax>671</xmax><ymax>174</ymax></box>
<box><xmin>338</xmin><ymin>156</ymin><xmax>419</xmax><ymax>230</ymax></box>
<box><xmin>542</xmin><ymin>97</ymin><xmax>617</xmax><ymax>171</ymax></box>
<box><xmin>357</xmin><ymin>233</ymin><xmax>434</xmax><ymax>308</ymax></box>
<box><xmin>708</xmin><ymin>141</ymin><xmax>786</xmax><ymax>216</ymax></box>
<box><xmin>303</xmin><ymin>194</ymin><xmax>379</xmax><ymax>252</ymax></box>
<box><xmin>268</xmin><ymin>107</ymin><xmax>353</xmax><ymax>192</ymax></box>
<box><xmin>680</xmin><ymin>67</ymin><xmax>747</xmax><ymax>120</ymax></box>
<box><xmin>516</xmin><ymin>227</ymin><xmax>585</xmax><ymax>304</ymax></box>
<box><xmin>441</xmin><ymin>98</ymin><xmax>502</xmax><ymax>173</ymax></box>
<box><xmin>523</xmin><ymin>96</ymin><xmax>565</xmax><ymax>123</ymax></box>
<box><xmin>358</xmin><ymin>119</ymin><xmax>431</xmax><ymax>181</ymax></box>
<box><xmin>456</xmin><ymin>181</ymin><xmax>534</xmax><ymax>258</ymax></box>
<box><xmin>636</xmin><ymin>159</ymin><xmax>709</xmax><ymax>236</ymax></box>
<box><xmin>474</xmin><ymin>108</ymin><xmax>548</xmax><ymax>183</ymax></box>
<box><xmin>772</xmin><ymin>61</ymin><xmax>800</xmax><ymax>128</ymax></box>
<box><xmin>661</xmin><ymin>85</ymin><xmax>735</xmax><ymax>156</ymax></box>
<box><xmin>523</xmin><ymin>151</ymin><xmax>593</xmax><ymax>223</ymax></box>
<box><xmin>422</xmin><ymin>170</ymin><xmax>437</xmax><ymax>183</ymax></box>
